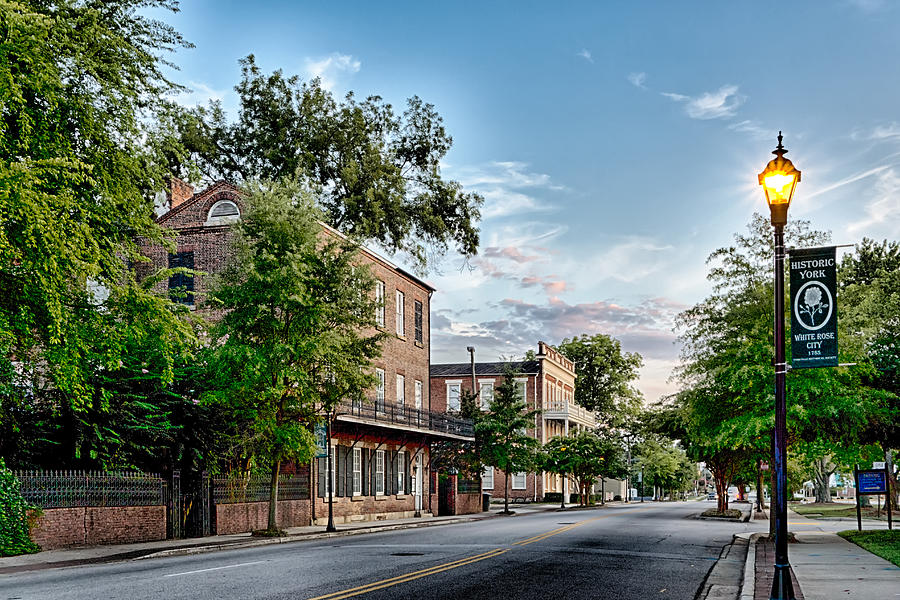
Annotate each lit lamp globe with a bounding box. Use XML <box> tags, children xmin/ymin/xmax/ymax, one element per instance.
<box><xmin>758</xmin><ymin>131</ymin><xmax>801</xmax><ymax>226</ymax></box>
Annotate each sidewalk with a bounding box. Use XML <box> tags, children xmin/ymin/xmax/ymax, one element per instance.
<box><xmin>0</xmin><ymin>503</ymin><xmax>559</xmax><ymax>575</ymax></box>
<box><xmin>741</xmin><ymin>508</ymin><xmax>899</xmax><ymax>599</ymax></box>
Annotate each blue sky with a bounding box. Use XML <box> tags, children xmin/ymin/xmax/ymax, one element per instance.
<box><xmin>159</xmin><ymin>0</ymin><xmax>900</xmax><ymax>401</ymax></box>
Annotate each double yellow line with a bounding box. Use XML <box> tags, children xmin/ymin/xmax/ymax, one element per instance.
<box><xmin>307</xmin><ymin>547</ymin><xmax>508</xmax><ymax>600</ymax></box>
<box><xmin>512</xmin><ymin>521</ymin><xmax>589</xmax><ymax>546</ymax></box>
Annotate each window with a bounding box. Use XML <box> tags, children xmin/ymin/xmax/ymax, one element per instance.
<box><xmin>327</xmin><ymin>447</ymin><xmax>336</xmax><ymax>495</ymax></box>
<box><xmin>396</xmin><ymin>374</ymin><xmax>405</xmax><ymax>407</ymax></box>
<box><xmin>168</xmin><ymin>251</ymin><xmax>194</xmax><ymax>305</ymax></box>
<box><xmin>512</xmin><ymin>472</ymin><xmax>527</xmax><ymax>490</ymax></box>
<box><xmin>205</xmin><ymin>200</ymin><xmax>240</xmax><ymax>225</ymax></box>
<box><xmin>414</xmin><ymin>380</ymin><xmax>423</xmax><ymax>410</ymax></box>
<box><xmin>397</xmin><ymin>450</ymin><xmax>406</xmax><ymax>495</ymax></box>
<box><xmin>482</xmin><ymin>466</ymin><xmax>494</xmax><ymax>490</ymax></box>
<box><xmin>375</xmin><ymin>369</ymin><xmax>385</xmax><ymax>412</ymax></box>
<box><xmin>414</xmin><ymin>300</ymin><xmax>423</xmax><ymax>344</ymax></box>
<box><xmin>395</xmin><ymin>290</ymin><xmax>405</xmax><ymax>336</ymax></box>
<box><xmin>375</xmin><ymin>450</ymin><xmax>385</xmax><ymax>495</ymax></box>
<box><xmin>375</xmin><ymin>280</ymin><xmax>385</xmax><ymax>327</ymax></box>
<box><xmin>516</xmin><ymin>380</ymin><xmax>527</xmax><ymax>403</ymax></box>
<box><xmin>480</xmin><ymin>381</ymin><xmax>494</xmax><ymax>410</ymax></box>
<box><xmin>352</xmin><ymin>448</ymin><xmax>362</xmax><ymax>496</ymax></box>
<box><xmin>446</xmin><ymin>382</ymin><xmax>461</xmax><ymax>412</ymax></box>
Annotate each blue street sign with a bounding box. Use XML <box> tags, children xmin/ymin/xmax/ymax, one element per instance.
<box><xmin>857</xmin><ymin>470</ymin><xmax>887</xmax><ymax>494</ymax></box>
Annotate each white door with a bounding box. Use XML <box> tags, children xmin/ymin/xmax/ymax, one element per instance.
<box><xmin>414</xmin><ymin>456</ymin><xmax>423</xmax><ymax>512</ymax></box>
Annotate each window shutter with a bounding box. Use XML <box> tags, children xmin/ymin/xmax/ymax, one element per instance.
<box><xmin>405</xmin><ymin>452</ymin><xmax>412</xmax><ymax>495</ymax></box>
<box><xmin>345</xmin><ymin>447</ymin><xmax>354</xmax><ymax>496</ymax></box>
<box><xmin>362</xmin><ymin>448</ymin><xmax>369</xmax><ymax>496</ymax></box>
<box><xmin>390</xmin><ymin>451</ymin><xmax>398</xmax><ymax>495</ymax></box>
<box><xmin>336</xmin><ymin>446</ymin><xmax>345</xmax><ymax>497</ymax></box>
<box><xmin>369</xmin><ymin>450</ymin><xmax>377</xmax><ymax>495</ymax></box>
<box><xmin>317</xmin><ymin>456</ymin><xmax>326</xmax><ymax>498</ymax></box>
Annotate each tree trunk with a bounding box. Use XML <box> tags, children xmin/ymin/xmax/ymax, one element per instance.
<box><xmin>268</xmin><ymin>456</ymin><xmax>281</xmax><ymax>532</ymax></box>
<box><xmin>885</xmin><ymin>448</ymin><xmax>898</xmax><ymax>511</ymax></box>
<box><xmin>504</xmin><ymin>470</ymin><xmax>510</xmax><ymax>513</ymax></box>
<box><xmin>812</xmin><ymin>456</ymin><xmax>832</xmax><ymax>503</ymax></box>
<box><xmin>600</xmin><ymin>477</ymin><xmax>605</xmax><ymax>504</ymax></box>
<box><xmin>756</xmin><ymin>464</ymin><xmax>766</xmax><ymax>511</ymax></box>
<box><xmin>715</xmin><ymin>475</ymin><xmax>728</xmax><ymax>512</ymax></box>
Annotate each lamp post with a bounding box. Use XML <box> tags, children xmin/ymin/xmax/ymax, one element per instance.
<box><xmin>325</xmin><ymin>410</ymin><xmax>337</xmax><ymax>533</ymax></box>
<box><xmin>758</xmin><ymin>131</ymin><xmax>800</xmax><ymax>600</ymax></box>
<box><xmin>467</xmin><ymin>345</ymin><xmax>477</xmax><ymax>398</ymax></box>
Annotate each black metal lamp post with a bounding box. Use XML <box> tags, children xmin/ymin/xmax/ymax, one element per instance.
<box><xmin>758</xmin><ymin>131</ymin><xmax>800</xmax><ymax>600</ymax></box>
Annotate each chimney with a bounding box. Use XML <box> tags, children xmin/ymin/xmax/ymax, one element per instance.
<box><xmin>167</xmin><ymin>177</ymin><xmax>194</xmax><ymax>210</ymax></box>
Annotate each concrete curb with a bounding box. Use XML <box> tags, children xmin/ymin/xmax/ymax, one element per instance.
<box><xmin>739</xmin><ymin>533</ymin><xmax>763</xmax><ymax>600</ymax></box>
<box><xmin>138</xmin><ymin>515</ymin><xmax>489</xmax><ymax>560</ymax></box>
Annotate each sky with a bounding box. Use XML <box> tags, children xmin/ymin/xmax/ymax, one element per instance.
<box><xmin>155</xmin><ymin>0</ymin><xmax>900</xmax><ymax>403</ymax></box>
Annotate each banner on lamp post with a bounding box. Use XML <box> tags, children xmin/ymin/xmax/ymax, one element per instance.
<box><xmin>789</xmin><ymin>246</ymin><xmax>838</xmax><ymax>369</ymax></box>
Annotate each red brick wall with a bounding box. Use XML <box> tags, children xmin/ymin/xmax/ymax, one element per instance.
<box><xmin>215</xmin><ymin>500</ymin><xmax>310</xmax><ymax>534</ymax></box>
<box><xmin>29</xmin><ymin>506</ymin><xmax>166</xmax><ymax>549</ymax></box>
<box><xmin>455</xmin><ymin>493</ymin><xmax>483</xmax><ymax>514</ymax></box>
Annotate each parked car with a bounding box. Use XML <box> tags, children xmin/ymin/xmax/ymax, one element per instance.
<box><xmin>707</xmin><ymin>492</ymin><xmax>716</xmax><ymax>501</ymax></box>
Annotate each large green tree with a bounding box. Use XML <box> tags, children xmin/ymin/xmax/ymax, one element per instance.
<box><xmin>0</xmin><ymin>0</ymin><xmax>200</xmax><ymax>468</ymax></box>
<box><xmin>477</xmin><ymin>369</ymin><xmax>541</xmax><ymax>514</ymax></box>
<box><xmin>204</xmin><ymin>178</ymin><xmax>384</xmax><ymax>532</ymax></box>
<box><xmin>544</xmin><ymin>431</ymin><xmax>625</xmax><ymax>506</ymax></box>
<box><xmin>557</xmin><ymin>333</ymin><xmax>643</xmax><ymax>428</ymax></box>
<box><xmin>155</xmin><ymin>55</ymin><xmax>483</xmax><ymax>269</ymax></box>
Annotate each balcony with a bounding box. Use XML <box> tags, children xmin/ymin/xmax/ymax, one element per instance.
<box><xmin>335</xmin><ymin>400</ymin><xmax>474</xmax><ymax>441</ymax></box>
<box><xmin>542</xmin><ymin>400</ymin><xmax>596</xmax><ymax>427</ymax></box>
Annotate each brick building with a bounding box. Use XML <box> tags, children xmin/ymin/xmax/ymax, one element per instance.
<box><xmin>430</xmin><ymin>341</ymin><xmax>593</xmax><ymax>502</ymax></box>
<box><xmin>139</xmin><ymin>180</ymin><xmax>475</xmax><ymax>527</ymax></box>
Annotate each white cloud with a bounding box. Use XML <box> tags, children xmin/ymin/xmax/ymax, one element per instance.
<box><xmin>174</xmin><ymin>81</ymin><xmax>238</xmax><ymax>116</ymax></box>
<box><xmin>728</xmin><ymin>120</ymin><xmax>771</xmax><ymax>140</ymax></box>
<box><xmin>870</xmin><ymin>122</ymin><xmax>900</xmax><ymax>141</ymax></box>
<box><xmin>577</xmin><ymin>48</ymin><xmax>594</xmax><ymax>63</ymax></box>
<box><xmin>804</xmin><ymin>165</ymin><xmax>890</xmax><ymax>200</ymax></box>
<box><xmin>847</xmin><ymin>168</ymin><xmax>900</xmax><ymax>237</ymax></box>
<box><xmin>303</xmin><ymin>53</ymin><xmax>361</xmax><ymax>91</ymax></box>
<box><xmin>450</xmin><ymin>161</ymin><xmax>566</xmax><ymax>220</ymax></box>
<box><xmin>847</xmin><ymin>0</ymin><xmax>886</xmax><ymax>11</ymax></box>
<box><xmin>663</xmin><ymin>84</ymin><xmax>745</xmax><ymax>120</ymax></box>
<box><xmin>627</xmin><ymin>72</ymin><xmax>647</xmax><ymax>89</ymax></box>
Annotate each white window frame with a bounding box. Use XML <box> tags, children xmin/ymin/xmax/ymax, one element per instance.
<box><xmin>395</xmin><ymin>290</ymin><xmax>405</xmax><ymax>336</ymax></box>
<box><xmin>375</xmin><ymin>368</ymin><xmax>385</xmax><ymax>412</ymax></box>
<box><xmin>375</xmin><ymin>450</ymin><xmax>385</xmax><ymax>495</ymax></box>
<box><xmin>446</xmin><ymin>381</ymin><xmax>461</xmax><ymax>412</ymax></box>
<box><xmin>482</xmin><ymin>466</ymin><xmax>494</xmax><ymax>490</ymax></box>
<box><xmin>479</xmin><ymin>380</ymin><xmax>495</xmax><ymax>410</ymax></box>
<box><xmin>375</xmin><ymin>280</ymin><xmax>385</xmax><ymax>327</ymax></box>
<box><xmin>512</xmin><ymin>472</ymin><xmax>527</xmax><ymax>490</ymax></box>
<box><xmin>397</xmin><ymin>450</ymin><xmax>406</xmax><ymax>495</ymax></box>
<box><xmin>414</xmin><ymin>380</ymin><xmax>423</xmax><ymax>410</ymax></box>
<box><xmin>396</xmin><ymin>374</ymin><xmax>405</xmax><ymax>407</ymax></box>
<box><xmin>205</xmin><ymin>200</ymin><xmax>241</xmax><ymax>225</ymax></box>
<box><xmin>516</xmin><ymin>379</ymin><xmax>527</xmax><ymax>403</ymax></box>
<box><xmin>352</xmin><ymin>447</ymin><xmax>362</xmax><ymax>496</ymax></box>
<box><xmin>326</xmin><ymin>446</ymin><xmax>336</xmax><ymax>495</ymax></box>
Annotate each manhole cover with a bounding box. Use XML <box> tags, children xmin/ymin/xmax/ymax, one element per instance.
<box><xmin>391</xmin><ymin>552</ymin><xmax>424</xmax><ymax>556</ymax></box>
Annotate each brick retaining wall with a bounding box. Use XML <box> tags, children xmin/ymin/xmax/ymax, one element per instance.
<box><xmin>215</xmin><ymin>500</ymin><xmax>311</xmax><ymax>534</ymax></box>
<box><xmin>29</xmin><ymin>506</ymin><xmax>166</xmax><ymax>549</ymax></box>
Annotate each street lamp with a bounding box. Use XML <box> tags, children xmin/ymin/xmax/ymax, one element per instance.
<box><xmin>758</xmin><ymin>131</ymin><xmax>800</xmax><ymax>600</ymax></box>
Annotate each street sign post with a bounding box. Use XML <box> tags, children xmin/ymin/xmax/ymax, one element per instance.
<box><xmin>853</xmin><ymin>467</ymin><xmax>893</xmax><ymax>531</ymax></box>
<box><xmin>789</xmin><ymin>246</ymin><xmax>838</xmax><ymax>368</ymax></box>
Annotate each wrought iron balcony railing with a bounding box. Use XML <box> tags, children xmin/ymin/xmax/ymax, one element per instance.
<box><xmin>335</xmin><ymin>399</ymin><xmax>474</xmax><ymax>439</ymax></box>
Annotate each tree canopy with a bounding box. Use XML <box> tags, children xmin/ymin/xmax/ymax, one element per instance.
<box><xmin>156</xmin><ymin>55</ymin><xmax>483</xmax><ymax>269</ymax></box>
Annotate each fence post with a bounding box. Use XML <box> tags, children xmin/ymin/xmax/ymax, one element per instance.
<box><xmin>201</xmin><ymin>471</ymin><xmax>211</xmax><ymax>537</ymax></box>
<box><xmin>169</xmin><ymin>470</ymin><xmax>181</xmax><ymax>539</ymax></box>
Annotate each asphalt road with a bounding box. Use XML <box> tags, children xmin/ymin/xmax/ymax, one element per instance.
<box><xmin>1</xmin><ymin>501</ymin><xmax>754</xmax><ymax>600</ymax></box>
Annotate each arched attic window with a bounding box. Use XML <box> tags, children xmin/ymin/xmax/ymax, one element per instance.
<box><xmin>205</xmin><ymin>199</ymin><xmax>240</xmax><ymax>225</ymax></box>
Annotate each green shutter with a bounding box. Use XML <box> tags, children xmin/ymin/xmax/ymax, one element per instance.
<box><xmin>317</xmin><ymin>456</ymin><xmax>326</xmax><ymax>498</ymax></box>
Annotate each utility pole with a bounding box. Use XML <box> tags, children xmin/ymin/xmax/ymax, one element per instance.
<box><xmin>467</xmin><ymin>346</ymin><xmax>477</xmax><ymax>398</ymax></box>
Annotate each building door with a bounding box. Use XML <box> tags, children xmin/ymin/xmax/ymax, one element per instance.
<box><xmin>414</xmin><ymin>465</ymin><xmax>423</xmax><ymax>513</ymax></box>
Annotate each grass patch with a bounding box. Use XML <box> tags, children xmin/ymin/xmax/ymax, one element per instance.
<box><xmin>792</xmin><ymin>502</ymin><xmax>889</xmax><ymax>520</ymax></box>
<box><xmin>701</xmin><ymin>508</ymin><xmax>742</xmax><ymax>519</ymax></box>
<box><xmin>251</xmin><ymin>528</ymin><xmax>287</xmax><ymax>537</ymax></box>
<box><xmin>838</xmin><ymin>530</ymin><xmax>900</xmax><ymax>567</ymax></box>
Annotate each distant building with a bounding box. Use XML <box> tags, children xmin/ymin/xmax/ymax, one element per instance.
<box><xmin>139</xmin><ymin>180</ymin><xmax>475</xmax><ymax>526</ymax></box>
<box><xmin>430</xmin><ymin>341</ymin><xmax>593</xmax><ymax>502</ymax></box>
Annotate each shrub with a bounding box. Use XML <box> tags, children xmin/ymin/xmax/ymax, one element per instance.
<box><xmin>0</xmin><ymin>459</ymin><xmax>40</xmax><ymax>556</ymax></box>
<box><xmin>613</xmin><ymin>494</ymin><xmax>622</xmax><ymax>501</ymax></box>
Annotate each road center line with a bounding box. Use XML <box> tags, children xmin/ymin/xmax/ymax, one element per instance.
<box><xmin>164</xmin><ymin>560</ymin><xmax>266</xmax><ymax>577</ymax></box>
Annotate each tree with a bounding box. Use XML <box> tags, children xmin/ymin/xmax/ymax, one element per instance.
<box><xmin>204</xmin><ymin>178</ymin><xmax>384</xmax><ymax>532</ymax></box>
<box><xmin>477</xmin><ymin>368</ymin><xmax>541</xmax><ymax>514</ymax></box>
<box><xmin>0</xmin><ymin>459</ymin><xmax>39</xmax><ymax>556</ymax></box>
<box><xmin>634</xmin><ymin>438</ymin><xmax>694</xmax><ymax>501</ymax></box>
<box><xmin>156</xmin><ymin>55</ymin><xmax>483</xmax><ymax>269</ymax></box>
<box><xmin>673</xmin><ymin>215</ymin><xmax>872</xmax><ymax>518</ymax></box>
<box><xmin>0</xmin><ymin>0</ymin><xmax>201</xmax><ymax>468</ymax></box>
<box><xmin>545</xmin><ymin>431</ymin><xmax>626</xmax><ymax>506</ymax></box>
<box><xmin>557</xmin><ymin>334</ymin><xmax>643</xmax><ymax>428</ymax></box>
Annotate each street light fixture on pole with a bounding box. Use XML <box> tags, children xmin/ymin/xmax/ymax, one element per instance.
<box><xmin>758</xmin><ymin>131</ymin><xmax>800</xmax><ymax>600</ymax></box>
<box><xmin>325</xmin><ymin>409</ymin><xmax>337</xmax><ymax>533</ymax></box>
<box><xmin>467</xmin><ymin>346</ymin><xmax>477</xmax><ymax>397</ymax></box>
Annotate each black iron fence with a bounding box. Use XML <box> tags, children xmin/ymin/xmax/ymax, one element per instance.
<box><xmin>213</xmin><ymin>472</ymin><xmax>310</xmax><ymax>504</ymax></box>
<box><xmin>14</xmin><ymin>470</ymin><xmax>166</xmax><ymax>509</ymax></box>
<box><xmin>336</xmin><ymin>400</ymin><xmax>474</xmax><ymax>438</ymax></box>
